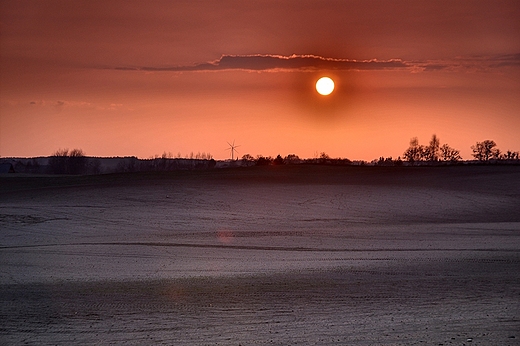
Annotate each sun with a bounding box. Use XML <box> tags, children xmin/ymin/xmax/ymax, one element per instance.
<box><xmin>316</xmin><ymin>77</ymin><xmax>334</xmax><ymax>96</ymax></box>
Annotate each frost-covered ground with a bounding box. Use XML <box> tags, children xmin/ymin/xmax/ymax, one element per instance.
<box><xmin>1</xmin><ymin>165</ymin><xmax>519</xmax><ymax>345</ymax></box>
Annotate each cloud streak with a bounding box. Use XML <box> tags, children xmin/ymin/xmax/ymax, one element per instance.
<box><xmin>114</xmin><ymin>54</ymin><xmax>409</xmax><ymax>72</ymax></box>
<box><xmin>412</xmin><ymin>53</ymin><xmax>520</xmax><ymax>72</ymax></box>
<box><xmin>111</xmin><ymin>53</ymin><xmax>520</xmax><ymax>73</ymax></box>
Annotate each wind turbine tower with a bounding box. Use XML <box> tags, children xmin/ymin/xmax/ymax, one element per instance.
<box><xmin>227</xmin><ymin>140</ymin><xmax>240</xmax><ymax>161</ymax></box>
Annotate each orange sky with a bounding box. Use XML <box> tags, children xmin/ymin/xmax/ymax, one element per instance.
<box><xmin>1</xmin><ymin>0</ymin><xmax>519</xmax><ymax>160</ymax></box>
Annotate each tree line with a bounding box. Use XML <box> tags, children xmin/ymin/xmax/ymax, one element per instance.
<box><xmin>48</xmin><ymin>148</ymin><xmax>89</xmax><ymax>174</ymax></box>
<box><xmin>402</xmin><ymin>135</ymin><xmax>461</xmax><ymax>165</ymax></box>
<box><xmin>237</xmin><ymin>135</ymin><xmax>519</xmax><ymax>167</ymax></box>
<box><xmin>401</xmin><ymin>135</ymin><xmax>519</xmax><ymax>165</ymax></box>
<box><xmin>239</xmin><ymin>153</ymin><xmax>352</xmax><ymax>166</ymax></box>
<box><xmin>114</xmin><ymin>155</ymin><xmax>216</xmax><ymax>173</ymax></box>
<box><xmin>1</xmin><ymin>138</ymin><xmax>518</xmax><ymax>175</ymax></box>
<box><xmin>470</xmin><ymin>140</ymin><xmax>519</xmax><ymax>161</ymax></box>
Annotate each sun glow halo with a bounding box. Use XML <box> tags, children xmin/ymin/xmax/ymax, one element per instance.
<box><xmin>316</xmin><ymin>77</ymin><xmax>334</xmax><ymax>96</ymax></box>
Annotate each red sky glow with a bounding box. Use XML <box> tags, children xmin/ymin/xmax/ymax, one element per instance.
<box><xmin>1</xmin><ymin>0</ymin><xmax>519</xmax><ymax>160</ymax></box>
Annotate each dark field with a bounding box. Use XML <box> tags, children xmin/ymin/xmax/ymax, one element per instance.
<box><xmin>1</xmin><ymin>165</ymin><xmax>520</xmax><ymax>345</ymax></box>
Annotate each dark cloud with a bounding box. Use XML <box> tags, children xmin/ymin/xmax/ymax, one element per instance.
<box><xmin>113</xmin><ymin>54</ymin><xmax>411</xmax><ymax>72</ymax></box>
<box><xmin>110</xmin><ymin>53</ymin><xmax>520</xmax><ymax>73</ymax></box>
<box><xmin>419</xmin><ymin>64</ymin><xmax>449</xmax><ymax>71</ymax></box>
<box><xmin>407</xmin><ymin>53</ymin><xmax>520</xmax><ymax>72</ymax></box>
<box><xmin>212</xmin><ymin>55</ymin><xmax>410</xmax><ymax>71</ymax></box>
<box><xmin>486</xmin><ymin>53</ymin><xmax>520</xmax><ymax>68</ymax></box>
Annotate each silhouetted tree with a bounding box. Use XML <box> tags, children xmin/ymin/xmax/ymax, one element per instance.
<box><xmin>241</xmin><ymin>154</ymin><xmax>255</xmax><ymax>166</ymax></box>
<box><xmin>48</xmin><ymin>149</ymin><xmax>69</xmax><ymax>174</ymax></box>
<box><xmin>425</xmin><ymin>134</ymin><xmax>440</xmax><ymax>161</ymax></box>
<box><xmin>68</xmin><ymin>148</ymin><xmax>87</xmax><ymax>174</ymax></box>
<box><xmin>404</xmin><ymin>136</ymin><xmax>461</xmax><ymax>165</ymax></box>
<box><xmin>273</xmin><ymin>154</ymin><xmax>285</xmax><ymax>165</ymax></box>
<box><xmin>440</xmin><ymin>144</ymin><xmax>462</xmax><ymax>162</ymax></box>
<box><xmin>284</xmin><ymin>154</ymin><xmax>301</xmax><ymax>164</ymax></box>
<box><xmin>503</xmin><ymin>150</ymin><xmax>520</xmax><ymax>160</ymax></box>
<box><xmin>375</xmin><ymin>157</ymin><xmax>395</xmax><ymax>166</ymax></box>
<box><xmin>49</xmin><ymin>148</ymin><xmax>87</xmax><ymax>174</ymax></box>
<box><xmin>403</xmin><ymin>137</ymin><xmax>425</xmax><ymax>164</ymax></box>
<box><xmin>319</xmin><ymin>152</ymin><xmax>331</xmax><ymax>164</ymax></box>
<box><xmin>255</xmin><ymin>155</ymin><xmax>272</xmax><ymax>166</ymax></box>
<box><xmin>471</xmin><ymin>140</ymin><xmax>500</xmax><ymax>161</ymax></box>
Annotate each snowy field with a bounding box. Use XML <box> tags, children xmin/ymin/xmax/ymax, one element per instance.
<box><xmin>1</xmin><ymin>165</ymin><xmax>519</xmax><ymax>345</ymax></box>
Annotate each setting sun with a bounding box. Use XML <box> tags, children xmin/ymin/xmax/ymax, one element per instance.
<box><xmin>316</xmin><ymin>77</ymin><xmax>335</xmax><ymax>96</ymax></box>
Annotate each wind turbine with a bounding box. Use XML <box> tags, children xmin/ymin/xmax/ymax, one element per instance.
<box><xmin>226</xmin><ymin>140</ymin><xmax>240</xmax><ymax>161</ymax></box>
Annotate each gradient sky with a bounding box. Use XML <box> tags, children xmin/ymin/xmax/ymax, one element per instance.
<box><xmin>1</xmin><ymin>0</ymin><xmax>519</xmax><ymax>160</ymax></box>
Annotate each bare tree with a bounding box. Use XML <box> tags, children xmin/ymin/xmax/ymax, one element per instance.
<box><xmin>48</xmin><ymin>149</ymin><xmax>69</xmax><ymax>174</ymax></box>
<box><xmin>68</xmin><ymin>148</ymin><xmax>87</xmax><ymax>174</ymax></box>
<box><xmin>284</xmin><ymin>154</ymin><xmax>301</xmax><ymax>164</ymax></box>
<box><xmin>425</xmin><ymin>134</ymin><xmax>440</xmax><ymax>161</ymax></box>
<box><xmin>471</xmin><ymin>140</ymin><xmax>500</xmax><ymax>161</ymax></box>
<box><xmin>403</xmin><ymin>137</ymin><xmax>425</xmax><ymax>164</ymax></box>
<box><xmin>440</xmin><ymin>144</ymin><xmax>462</xmax><ymax>162</ymax></box>
<box><xmin>319</xmin><ymin>152</ymin><xmax>331</xmax><ymax>164</ymax></box>
<box><xmin>49</xmin><ymin>148</ymin><xmax>87</xmax><ymax>174</ymax></box>
<box><xmin>404</xmin><ymin>135</ymin><xmax>461</xmax><ymax>165</ymax></box>
<box><xmin>241</xmin><ymin>154</ymin><xmax>255</xmax><ymax>166</ymax></box>
<box><xmin>503</xmin><ymin>150</ymin><xmax>520</xmax><ymax>160</ymax></box>
<box><xmin>375</xmin><ymin>157</ymin><xmax>395</xmax><ymax>166</ymax></box>
<box><xmin>255</xmin><ymin>155</ymin><xmax>272</xmax><ymax>166</ymax></box>
<box><xmin>273</xmin><ymin>154</ymin><xmax>284</xmax><ymax>165</ymax></box>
